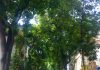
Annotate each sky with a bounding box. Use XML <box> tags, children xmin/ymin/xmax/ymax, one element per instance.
<box><xmin>18</xmin><ymin>14</ymin><xmax>39</xmax><ymax>25</ymax></box>
<box><xmin>95</xmin><ymin>5</ymin><xmax>100</xmax><ymax>12</ymax></box>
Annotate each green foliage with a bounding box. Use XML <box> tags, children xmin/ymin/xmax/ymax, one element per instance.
<box><xmin>1</xmin><ymin>0</ymin><xmax>99</xmax><ymax>70</ymax></box>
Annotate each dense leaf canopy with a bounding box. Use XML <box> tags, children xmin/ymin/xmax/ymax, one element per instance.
<box><xmin>0</xmin><ymin>0</ymin><xmax>100</xmax><ymax>70</ymax></box>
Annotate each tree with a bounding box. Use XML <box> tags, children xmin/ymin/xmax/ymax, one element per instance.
<box><xmin>0</xmin><ymin>0</ymin><xmax>99</xmax><ymax>70</ymax></box>
<box><xmin>0</xmin><ymin>0</ymin><xmax>60</xmax><ymax>70</ymax></box>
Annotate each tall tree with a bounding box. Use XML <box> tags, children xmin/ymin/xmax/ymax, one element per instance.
<box><xmin>0</xmin><ymin>0</ymin><xmax>60</xmax><ymax>70</ymax></box>
<box><xmin>0</xmin><ymin>0</ymin><xmax>99</xmax><ymax>70</ymax></box>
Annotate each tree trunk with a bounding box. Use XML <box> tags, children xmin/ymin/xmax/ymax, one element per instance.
<box><xmin>4</xmin><ymin>25</ymin><xmax>13</xmax><ymax>70</ymax></box>
<box><xmin>82</xmin><ymin>52</ymin><xmax>85</xmax><ymax>70</ymax></box>
<box><xmin>64</xmin><ymin>64</ymin><xmax>67</xmax><ymax>70</ymax></box>
<box><xmin>0</xmin><ymin>18</ymin><xmax>13</xmax><ymax>70</ymax></box>
<box><xmin>0</xmin><ymin>20</ymin><xmax>6</xmax><ymax>70</ymax></box>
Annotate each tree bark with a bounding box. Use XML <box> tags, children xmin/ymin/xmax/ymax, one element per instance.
<box><xmin>0</xmin><ymin>20</ymin><xmax>6</xmax><ymax>70</ymax></box>
<box><xmin>0</xmin><ymin>18</ymin><xmax>13</xmax><ymax>70</ymax></box>
<box><xmin>64</xmin><ymin>64</ymin><xmax>67</xmax><ymax>70</ymax></box>
<box><xmin>4</xmin><ymin>25</ymin><xmax>13</xmax><ymax>70</ymax></box>
<box><xmin>82</xmin><ymin>51</ymin><xmax>85</xmax><ymax>70</ymax></box>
